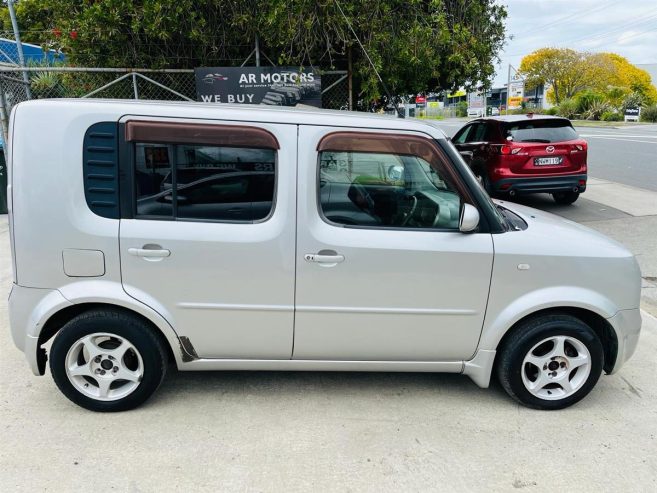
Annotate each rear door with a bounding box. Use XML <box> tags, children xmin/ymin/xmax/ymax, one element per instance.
<box><xmin>119</xmin><ymin>118</ymin><xmax>297</xmax><ymax>359</ymax></box>
<box><xmin>453</xmin><ymin>121</ymin><xmax>494</xmax><ymax>163</ymax></box>
<box><xmin>293</xmin><ymin>125</ymin><xmax>494</xmax><ymax>361</ymax></box>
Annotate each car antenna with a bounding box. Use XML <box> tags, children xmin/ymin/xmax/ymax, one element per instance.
<box><xmin>334</xmin><ymin>0</ymin><xmax>405</xmax><ymax>119</ymax></box>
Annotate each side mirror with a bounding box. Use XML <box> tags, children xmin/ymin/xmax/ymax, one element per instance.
<box><xmin>459</xmin><ymin>150</ymin><xmax>473</xmax><ymax>164</ymax></box>
<box><xmin>459</xmin><ymin>203</ymin><xmax>480</xmax><ymax>233</ymax></box>
<box><xmin>387</xmin><ymin>165</ymin><xmax>404</xmax><ymax>181</ymax></box>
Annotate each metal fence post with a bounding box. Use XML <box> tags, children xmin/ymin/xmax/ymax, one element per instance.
<box><xmin>132</xmin><ymin>72</ymin><xmax>139</xmax><ymax>99</ymax></box>
<box><xmin>7</xmin><ymin>0</ymin><xmax>31</xmax><ymax>100</ymax></box>
<box><xmin>0</xmin><ymin>78</ymin><xmax>10</xmax><ymax>152</ymax></box>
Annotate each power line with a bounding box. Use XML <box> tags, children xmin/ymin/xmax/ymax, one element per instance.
<box><xmin>510</xmin><ymin>0</ymin><xmax>622</xmax><ymax>37</ymax></box>
<box><xmin>555</xmin><ymin>10</ymin><xmax>657</xmax><ymax>46</ymax></box>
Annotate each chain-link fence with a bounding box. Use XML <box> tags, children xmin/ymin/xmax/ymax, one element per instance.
<box><xmin>0</xmin><ymin>66</ymin><xmax>351</xmax><ymax>145</ymax></box>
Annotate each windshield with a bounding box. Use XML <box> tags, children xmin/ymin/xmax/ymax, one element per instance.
<box><xmin>502</xmin><ymin>119</ymin><xmax>579</xmax><ymax>143</ymax></box>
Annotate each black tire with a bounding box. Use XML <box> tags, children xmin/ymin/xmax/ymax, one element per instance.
<box><xmin>49</xmin><ymin>309</ymin><xmax>168</xmax><ymax>412</ymax></box>
<box><xmin>552</xmin><ymin>191</ymin><xmax>580</xmax><ymax>204</ymax></box>
<box><xmin>496</xmin><ymin>314</ymin><xmax>604</xmax><ymax>410</ymax></box>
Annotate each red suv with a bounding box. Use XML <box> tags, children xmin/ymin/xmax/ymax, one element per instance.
<box><xmin>452</xmin><ymin>115</ymin><xmax>587</xmax><ymax>204</ymax></box>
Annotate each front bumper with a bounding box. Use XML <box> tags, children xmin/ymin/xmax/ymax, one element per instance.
<box><xmin>493</xmin><ymin>173</ymin><xmax>587</xmax><ymax>195</ymax></box>
<box><xmin>607</xmin><ymin>308</ymin><xmax>642</xmax><ymax>374</ymax></box>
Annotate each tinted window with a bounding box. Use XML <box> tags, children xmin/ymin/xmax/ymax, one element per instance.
<box><xmin>453</xmin><ymin>125</ymin><xmax>472</xmax><ymax>144</ymax></box>
<box><xmin>135</xmin><ymin>143</ymin><xmax>276</xmax><ymax>222</ymax></box>
<box><xmin>319</xmin><ymin>151</ymin><xmax>462</xmax><ymax>230</ymax></box>
<box><xmin>469</xmin><ymin>123</ymin><xmax>488</xmax><ymax>142</ymax></box>
<box><xmin>502</xmin><ymin>119</ymin><xmax>579</xmax><ymax>143</ymax></box>
<box><xmin>135</xmin><ymin>144</ymin><xmax>173</xmax><ymax>217</ymax></box>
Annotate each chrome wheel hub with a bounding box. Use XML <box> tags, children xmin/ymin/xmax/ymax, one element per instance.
<box><xmin>521</xmin><ymin>335</ymin><xmax>591</xmax><ymax>400</ymax></box>
<box><xmin>65</xmin><ymin>333</ymin><xmax>144</xmax><ymax>401</ymax></box>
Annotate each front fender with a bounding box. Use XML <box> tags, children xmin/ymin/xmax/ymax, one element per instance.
<box><xmin>478</xmin><ymin>285</ymin><xmax>619</xmax><ymax>351</ymax></box>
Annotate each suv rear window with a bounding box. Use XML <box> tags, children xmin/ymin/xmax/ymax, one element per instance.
<box><xmin>502</xmin><ymin>119</ymin><xmax>578</xmax><ymax>143</ymax></box>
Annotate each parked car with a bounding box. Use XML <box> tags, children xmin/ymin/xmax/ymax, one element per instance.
<box><xmin>467</xmin><ymin>107</ymin><xmax>484</xmax><ymax>118</ymax></box>
<box><xmin>7</xmin><ymin>100</ymin><xmax>641</xmax><ymax>411</ymax></box>
<box><xmin>452</xmin><ymin>115</ymin><xmax>588</xmax><ymax>204</ymax></box>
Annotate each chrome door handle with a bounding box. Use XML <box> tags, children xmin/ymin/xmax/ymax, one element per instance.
<box><xmin>304</xmin><ymin>253</ymin><xmax>345</xmax><ymax>264</ymax></box>
<box><xmin>128</xmin><ymin>246</ymin><xmax>171</xmax><ymax>258</ymax></box>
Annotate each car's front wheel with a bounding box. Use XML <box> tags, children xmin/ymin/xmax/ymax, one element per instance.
<box><xmin>496</xmin><ymin>314</ymin><xmax>604</xmax><ymax>410</ymax></box>
<box><xmin>49</xmin><ymin>309</ymin><xmax>168</xmax><ymax>412</ymax></box>
<box><xmin>552</xmin><ymin>191</ymin><xmax>580</xmax><ymax>204</ymax></box>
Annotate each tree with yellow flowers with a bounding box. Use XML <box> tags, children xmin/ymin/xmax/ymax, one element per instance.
<box><xmin>519</xmin><ymin>48</ymin><xmax>657</xmax><ymax>107</ymax></box>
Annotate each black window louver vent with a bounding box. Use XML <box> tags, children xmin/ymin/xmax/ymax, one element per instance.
<box><xmin>83</xmin><ymin>122</ymin><xmax>119</xmax><ymax>219</ymax></box>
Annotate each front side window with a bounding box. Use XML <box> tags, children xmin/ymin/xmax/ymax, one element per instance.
<box><xmin>319</xmin><ymin>150</ymin><xmax>462</xmax><ymax>230</ymax></box>
<box><xmin>453</xmin><ymin>125</ymin><xmax>472</xmax><ymax>144</ymax></box>
<box><xmin>135</xmin><ymin>143</ymin><xmax>276</xmax><ymax>222</ymax></box>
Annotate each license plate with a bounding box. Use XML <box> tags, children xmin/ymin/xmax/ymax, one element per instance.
<box><xmin>534</xmin><ymin>156</ymin><xmax>563</xmax><ymax>166</ymax></box>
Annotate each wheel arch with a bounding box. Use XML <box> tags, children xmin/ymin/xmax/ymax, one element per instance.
<box><xmin>36</xmin><ymin>300</ymin><xmax>191</xmax><ymax>375</ymax></box>
<box><xmin>494</xmin><ymin>307</ymin><xmax>618</xmax><ymax>374</ymax></box>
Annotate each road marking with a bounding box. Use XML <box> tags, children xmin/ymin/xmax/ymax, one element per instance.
<box><xmin>579</xmin><ymin>135</ymin><xmax>657</xmax><ymax>144</ymax></box>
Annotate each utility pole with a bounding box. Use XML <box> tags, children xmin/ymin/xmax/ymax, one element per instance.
<box><xmin>347</xmin><ymin>45</ymin><xmax>353</xmax><ymax>111</ymax></box>
<box><xmin>255</xmin><ymin>35</ymin><xmax>261</xmax><ymax>67</ymax></box>
<box><xmin>506</xmin><ymin>63</ymin><xmax>511</xmax><ymax>116</ymax></box>
<box><xmin>7</xmin><ymin>0</ymin><xmax>32</xmax><ymax>99</ymax></box>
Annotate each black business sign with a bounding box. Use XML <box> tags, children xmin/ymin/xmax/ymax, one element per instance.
<box><xmin>624</xmin><ymin>107</ymin><xmax>640</xmax><ymax>117</ymax></box>
<box><xmin>195</xmin><ymin>67</ymin><xmax>322</xmax><ymax>107</ymax></box>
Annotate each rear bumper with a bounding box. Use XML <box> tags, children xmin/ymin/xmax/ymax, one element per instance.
<box><xmin>9</xmin><ymin>283</ymin><xmax>73</xmax><ymax>376</ymax></box>
<box><xmin>493</xmin><ymin>173</ymin><xmax>587</xmax><ymax>194</ymax></box>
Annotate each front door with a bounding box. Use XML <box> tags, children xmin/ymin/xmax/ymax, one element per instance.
<box><xmin>293</xmin><ymin>126</ymin><xmax>494</xmax><ymax>361</ymax></box>
<box><xmin>119</xmin><ymin>118</ymin><xmax>297</xmax><ymax>359</ymax></box>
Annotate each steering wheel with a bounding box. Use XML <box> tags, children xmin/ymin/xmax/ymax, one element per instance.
<box><xmin>401</xmin><ymin>193</ymin><xmax>419</xmax><ymax>226</ymax></box>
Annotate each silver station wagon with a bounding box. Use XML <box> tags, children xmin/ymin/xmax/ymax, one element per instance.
<box><xmin>7</xmin><ymin>100</ymin><xmax>642</xmax><ymax>411</ymax></box>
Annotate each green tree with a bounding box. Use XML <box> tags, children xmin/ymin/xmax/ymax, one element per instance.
<box><xmin>1</xmin><ymin>0</ymin><xmax>507</xmax><ymax>100</ymax></box>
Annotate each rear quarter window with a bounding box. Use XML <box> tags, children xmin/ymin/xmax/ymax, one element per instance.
<box><xmin>502</xmin><ymin>119</ymin><xmax>579</xmax><ymax>143</ymax></box>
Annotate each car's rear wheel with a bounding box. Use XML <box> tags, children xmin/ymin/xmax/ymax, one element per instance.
<box><xmin>49</xmin><ymin>309</ymin><xmax>168</xmax><ymax>412</ymax></box>
<box><xmin>552</xmin><ymin>191</ymin><xmax>580</xmax><ymax>204</ymax></box>
<box><xmin>496</xmin><ymin>314</ymin><xmax>603</xmax><ymax>410</ymax></box>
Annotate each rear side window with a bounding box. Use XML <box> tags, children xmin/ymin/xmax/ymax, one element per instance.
<box><xmin>134</xmin><ymin>144</ymin><xmax>276</xmax><ymax>222</ymax></box>
<box><xmin>126</xmin><ymin>122</ymin><xmax>279</xmax><ymax>223</ymax></box>
<box><xmin>502</xmin><ymin>119</ymin><xmax>578</xmax><ymax>143</ymax></box>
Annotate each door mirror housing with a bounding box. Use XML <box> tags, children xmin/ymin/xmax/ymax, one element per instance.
<box><xmin>459</xmin><ymin>203</ymin><xmax>480</xmax><ymax>233</ymax></box>
<box><xmin>459</xmin><ymin>150</ymin><xmax>473</xmax><ymax>164</ymax></box>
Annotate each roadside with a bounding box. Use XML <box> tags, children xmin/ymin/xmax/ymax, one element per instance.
<box><xmin>571</xmin><ymin>120</ymin><xmax>656</xmax><ymax>128</ymax></box>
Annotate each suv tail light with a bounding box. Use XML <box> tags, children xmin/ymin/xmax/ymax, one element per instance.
<box><xmin>499</xmin><ymin>144</ymin><xmax>523</xmax><ymax>155</ymax></box>
<box><xmin>571</xmin><ymin>142</ymin><xmax>587</xmax><ymax>153</ymax></box>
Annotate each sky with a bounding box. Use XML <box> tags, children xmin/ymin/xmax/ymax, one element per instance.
<box><xmin>493</xmin><ymin>0</ymin><xmax>657</xmax><ymax>87</ymax></box>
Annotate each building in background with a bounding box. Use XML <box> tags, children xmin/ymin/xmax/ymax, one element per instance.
<box><xmin>0</xmin><ymin>38</ymin><xmax>65</xmax><ymax>66</ymax></box>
